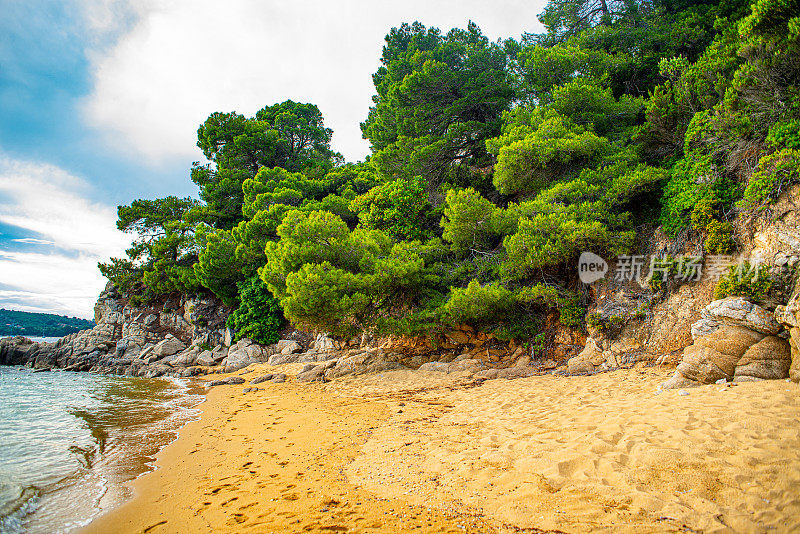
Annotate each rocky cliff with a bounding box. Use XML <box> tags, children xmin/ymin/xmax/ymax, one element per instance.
<box><xmin>3</xmin><ymin>186</ymin><xmax>799</xmax><ymax>386</ymax></box>
<box><xmin>566</xmin><ymin>184</ymin><xmax>800</xmax><ymax>385</ymax></box>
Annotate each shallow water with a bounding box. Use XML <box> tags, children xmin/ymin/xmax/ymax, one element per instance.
<box><xmin>0</xmin><ymin>366</ymin><xmax>204</xmax><ymax>533</ymax></box>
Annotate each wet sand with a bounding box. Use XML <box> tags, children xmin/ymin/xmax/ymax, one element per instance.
<box><xmin>82</xmin><ymin>365</ymin><xmax>800</xmax><ymax>533</ymax></box>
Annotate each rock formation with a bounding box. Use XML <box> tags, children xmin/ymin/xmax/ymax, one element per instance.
<box><xmin>775</xmin><ymin>279</ymin><xmax>800</xmax><ymax>383</ymax></box>
<box><xmin>662</xmin><ymin>297</ymin><xmax>792</xmax><ymax>388</ymax></box>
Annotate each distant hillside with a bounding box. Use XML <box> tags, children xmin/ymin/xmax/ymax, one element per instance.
<box><xmin>0</xmin><ymin>309</ymin><xmax>94</xmax><ymax>338</ymax></box>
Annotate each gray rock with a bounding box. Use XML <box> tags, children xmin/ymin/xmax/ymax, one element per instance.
<box><xmin>448</xmin><ymin>358</ymin><xmax>485</xmax><ymax>374</ymax></box>
<box><xmin>152</xmin><ymin>335</ymin><xmax>186</xmax><ymax>357</ymax></box>
<box><xmin>242</xmin><ymin>387</ymin><xmax>259</xmax><ymax>393</ymax></box>
<box><xmin>138</xmin><ymin>344</ymin><xmax>155</xmax><ymax>360</ymax></box>
<box><xmin>224</xmin><ymin>350</ymin><xmax>258</xmax><ymax>373</ymax></box>
<box><xmin>310</xmin><ymin>333</ymin><xmax>340</xmax><ymax>352</ymax></box>
<box><xmin>267</xmin><ymin>352</ymin><xmax>300</xmax><ymax>366</ymax></box>
<box><xmin>298</xmin><ymin>352</ymin><xmax>319</xmax><ymax>363</ymax></box>
<box><xmin>699</xmin><ymin>297</ymin><xmax>783</xmax><ymax>337</ymax></box>
<box><xmin>143</xmin><ymin>352</ymin><xmax>163</xmax><ymax>365</ymax></box>
<box><xmin>138</xmin><ymin>364</ymin><xmax>173</xmax><ymax>378</ymax></box>
<box><xmin>251</xmin><ymin>374</ymin><xmax>274</xmax><ymax>384</ymax></box>
<box><xmin>271</xmin><ymin>373</ymin><xmax>286</xmax><ymax>383</ymax></box>
<box><xmin>418</xmin><ymin>361</ymin><xmax>450</xmax><ymax>373</ymax></box>
<box><xmin>325</xmin><ymin>351</ymin><xmax>406</xmax><ymax>379</ymax></box>
<box><xmin>170</xmin><ymin>347</ymin><xmax>200</xmax><ymax>367</ymax></box>
<box><xmin>297</xmin><ymin>366</ymin><xmax>325</xmax><ymax>382</ymax></box>
<box><xmin>195</xmin><ymin>350</ymin><xmax>217</xmax><ymax>366</ymax></box>
<box><xmin>277</xmin><ymin>339</ymin><xmax>302</xmax><ymax>355</ymax></box>
<box><xmin>224</xmin><ymin>340</ymin><xmax>281</xmax><ymax>372</ymax></box>
<box><xmin>207</xmin><ymin>376</ymin><xmax>246</xmax><ymax>387</ymax></box>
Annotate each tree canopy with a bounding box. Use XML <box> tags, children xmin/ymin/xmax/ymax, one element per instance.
<box><xmin>100</xmin><ymin>0</ymin><xmax>799</xmax><ymax>341</ymax></box>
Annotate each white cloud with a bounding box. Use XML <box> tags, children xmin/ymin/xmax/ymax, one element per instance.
<box><xmin>82</xmin><ymin>0</ymin><xmax>546</xmax><ymax>165</ymax></box>
<box><xmin>12</xmin><ymin>238</ymin><xmax>55</xmax><ymax>245</ymax></box>
<box><xmin>0</xmin><ymin>156</ymin><xmax>131</xmax><ymax>318</ymax></box>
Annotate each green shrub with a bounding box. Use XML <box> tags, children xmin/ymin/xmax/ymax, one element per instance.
<box><xmin>440</xmin><ymin>188</ymin><xmax>503</xmax><ymax>253</ymax></box>
<box><xmin>438</xmin><ymin>280</ymin><xmax>516</xmax><ymax>325</ymax></box>
<box><xmin>349</xmin><ymin>176</ymin><xmax>432</xmax><ymax>241</ymax></box>
<box><xmin>713</xmin><ymin>262</ymin><xmax>774</xmax><ymax>304</ymax></box>
<box><xmin>647</xmin><ymin>255</ymin><xmax>705</xmax><ymax>292</ymax></box>
<box><xmin>767</xmin><ymin>120</ymin><xmax>800</xmax><ymax>150</ymax></box>
<box><xmin>704</xmin><ymin>220</ymin><xmax>736</xmax><ymax>254</ymax></box>
<box><xmin>225</xmin><ymin>275</ymin><xmax>285</xmax><ymax>345</ymax></box>
<box><xmin>558</xmin><ymin>300</ymin><xmax>586</xmax><ymax>329</ymax></box>
<box><xmin>690</xmin><ymin>196</ymin><xmax>716</xmax><ymax>230</ymax></box>
<box><xmin>739</xmin><ymin>149</ymin><xmax>800</xmax><ymax>208</ymax></box>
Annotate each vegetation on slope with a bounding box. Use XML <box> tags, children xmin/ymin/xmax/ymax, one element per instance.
<box><xmin>99</xmin><ymin>0</ymin><xmax>800</xmax><ymax>342</ymax></box>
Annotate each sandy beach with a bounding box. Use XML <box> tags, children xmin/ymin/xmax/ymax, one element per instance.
<box><xmin>82</xmin><ymin>365</ymin><xmax>800</xmax><ymax>533</ymax></box>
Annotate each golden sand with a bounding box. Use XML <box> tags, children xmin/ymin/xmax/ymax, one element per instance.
<box><xmin>82</xmin><ymin>365</ymin><xmax>800</xmax><ymax>533</ymax></box>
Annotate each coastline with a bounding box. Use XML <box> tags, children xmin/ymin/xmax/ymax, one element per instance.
<box><xmin>79</xmin><ymin>364</ymin><xmax>494</xmax><ymax>534</ymax></box>
<box><xmin>0</xmin><ymin>367</ymin><xmax>205</xmax><ymax>534</ymax></box>
<box><xmin>81</xmin><ymin>364</ymin><xmax>800</xmax><ymax>533</ymax></box>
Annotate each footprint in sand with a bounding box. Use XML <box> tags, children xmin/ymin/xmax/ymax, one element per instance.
<box><xmin>227</xmin><ymin>513</ymin><xmax>247</xmax><ymax>524</ymax></box>
<box><xmin>220</xmin><ymin>497</ymin><xmax>239</xmax><ymax>507</ymax></box>
<box><xmin>142</xmin><ymin>520</ymin><xmax>168</xmax><ymax>532</ymax></box>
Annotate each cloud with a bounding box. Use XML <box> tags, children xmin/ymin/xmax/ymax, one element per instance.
<box><xmin>82</xmin><ymin>0</ymin><xmax>546</xmax><ymax>165</ymax></box>
<box><xmin>12</xmin><ymin>238</ymin><xmax>55</xmax><ymax>245</ymax></box>
<box><xmin>0</xmin><ymin>156</ymin><xmax>131</xmax><ymax>318</ymax></box>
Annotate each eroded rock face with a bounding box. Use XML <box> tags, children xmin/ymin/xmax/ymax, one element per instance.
<box><xmin>662</xmin><ymin>298</ymin><xmax>791</xmax><ymax>388</ymax></box>
<box><xmin>734</xmin><ymin>335</ymin><xmax>792</xmax><ymax>381</ymax></box>
<box><xmin>567</xmin><ymin>270</ymin><xmax>716</xmax><ymax>375</ymax></box>
<box><xmin>695</xmin><ymin>297</ymin><xmax>783</xmax><ymax>337</ymax></box>
<box><xmin>152</xmin><ymin>335</ymin><xmax>186</xmax><ymax>358</ymax></box>
<box><xmin>775</xmin><ymin>279</ymin><xmax>800</xmax><ymax>383</ymax></box>
<box><xmin>1</xmin><ymin>283</ymin><xmax>233</xmax><ymax>378</ymax></box>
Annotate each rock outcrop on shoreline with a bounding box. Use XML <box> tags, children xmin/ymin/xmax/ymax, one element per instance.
<box><xmin>661</xmin><ymin>296</ymin><xmax>793</xmax><ymax>388</ymax></box>
<box><xmin>0</xmin><ymin>283</ymin><xmax>561</xmax><ymax>381</ymax></box>
<box><xmin>4</xmin><ymin>188</ymin><xmax>800</xmax><ymax>388</ymax></box>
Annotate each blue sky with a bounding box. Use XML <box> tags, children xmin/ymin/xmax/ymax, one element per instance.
<box><xmin>0</xmin><ymin>0</ymin><xmax>545</xmax><ymax>319</ymax></box>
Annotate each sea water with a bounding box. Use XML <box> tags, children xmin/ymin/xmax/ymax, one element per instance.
<box><xmin>0</xmin><ymin>366</ymin><xmax>204</xmax><ymax>533</ymax></box>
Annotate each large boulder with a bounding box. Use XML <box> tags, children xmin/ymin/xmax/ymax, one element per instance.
<box><xmin>297</xmin><ymin>366</ymin><xmax>326</xmax><ymax>383</ymax></box>
<box><xmin>567</xmin><ymin>338</ymin><xmax>605</xmax><ymax>374</ymax></box>
<box><xmin>310</xmin><ymin>333</ymin><xmax>341</xmax><ymax>352</ymax></box>
<box><xmin>694</xmin><ymin>297</ymin><xmax>783</xmax><ymax>337</ymax></box>
<box><xmin>276</xmin><ymin>340</ymin><xmax>303</xmax><ymax>355</ymax></box>
<box><xmin>268</xmin><ymin>352</ymin><xmax>300</xmax><ymax>366</ymax></box>
<box><xmin>0</xmin><ymin>337</ymin><xmax>35</xmax><ymax>365</ymax></box>
<box><xmin>734</xmin><ymin>335</ymin><xmax>792</xmax><ymax>381</ymax></box>
<box><xmin>224</xmin><ymin>339</ymin><xmax>280</xmax><ymax>372</ymax></box>
<box><xmin>196</xmin><ymin>347</ymin><xmax>226</xmax><ymax>367</ymax></box>
<box><xmin>418</xmin><ymin>359</ymin><xmax>485</xmax><ymax>375</ymax></box>
<box><xmin>667</xmin><ymin>325</ymin><xmax>764</xmax><ymax>387</ymax></box>
<box><xmin>418</xmin><ymin>361</ymin><xmax>451</xmax><ymax>373</ymax></box>
<box><xmin>169</xmin><ymin>347</ymin><xmax>200</xmax><ymax>367</ymax></box>
<box><xmin>325</xmin><ymin>350</ymin><xmax>405</xmax><ymax>379</ymax></box>
<box><xmin>152</xmin><ymin>335</ymin><xmax>186</xmax><ymax>358</ymax></box>
<box><xmin>663</xmin><ymin>298</ymin><xmax>790</xmax><ymax>388</ymax></box>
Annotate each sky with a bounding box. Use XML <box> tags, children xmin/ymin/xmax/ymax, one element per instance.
<box><xmin>0</xmin><ymin>0</ymin><xmax>546</xmax><ymax>319</ymax></box>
